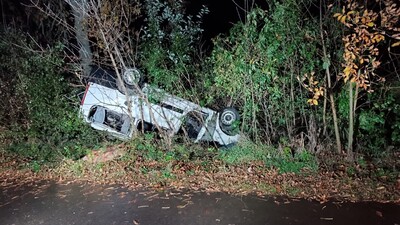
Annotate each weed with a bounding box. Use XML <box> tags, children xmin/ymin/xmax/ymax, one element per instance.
<box><xmin>185</xmin><ymin>170</ymin><xmax>195</xmax><ymax>176</ymax></box>
<box><xmin>285</xmin><ymin>186</ymin><xmax>301</xmax><ymax>196</ymax></box>
<box><xmin>162</xmin><ymin>169</ymin><xmax>174</xmax><ymax>179</ymax></box>
<box><xmin>219</xmin><ymin>139</ymin><xmax>318</xmax><ymax>174</ymax></box>
<box><xmin>94</xmin><ymin>162</ymin><xmax>105</xmax><ymax>172</ymax></box>
<box><xmin>70</xmin><ymin>161</ymin><xmax>84</xmax><ymax>177</ymax></box>
<box><xmin>266</xmin><ymin>150</ymin><xmax>318</xmax><ymax>174</ymax></box>
<box><xmin>136</xmin><ymin>140</ymin><xmax>163</xmax><ymax>161</ymax></box>
<box><xmin>218</xmin><ymin>141</ymin><xmax>272</xmax><ymax>165</ymax></box>
<box><xmin>140</xmin><ymin>167</ymin><xmax>149</xmax><ymax>175</ymax></box>
<box><xmin>30</xmin><ymin>161</ymin><xmax>41</xmax><ymax>173</ymax></box>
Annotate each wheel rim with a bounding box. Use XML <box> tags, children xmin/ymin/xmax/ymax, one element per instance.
<box><xmin>221</xmin><ymin>111</ymin><xmax>236</xmax><ymax>126</ymax></box>
<box><xmin>123</xmin><ymin>68</ymin><xmax>140</xmax><ymax>86</ymax></box>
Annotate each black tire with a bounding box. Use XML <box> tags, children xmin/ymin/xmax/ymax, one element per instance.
<box><xmin>219</xmin><ymin>107</ymin><xmax>240</xmax><ymax>135</ymax></box>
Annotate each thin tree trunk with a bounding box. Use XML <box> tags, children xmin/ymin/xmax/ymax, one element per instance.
<box><xmin>323</xmin><ymin>87</ymin><xmax>327</xmax><ymax>136</ymax></box>
<box><xmin>70</xmin><ymin>0</ymin><xmax>92</xmax><ymax>77</ymax></box>
<box><xmin>319</xmin><ymin>2</ymin><xmax>341</xmax><ymax>154</ymax></box>
<box><xmin>348</xmin><ymin>82</ymin><xmax>354</xmax><ymax>160</ymax></box>
<box><xmin>329</xmin><ymin>84</ymin><xmax>342</xmax><ymax>154</ymax></box>
<box><xmin>353</xmin><ymin>84</ymin><xmax>359</xmax><ymax>115</ymax></box>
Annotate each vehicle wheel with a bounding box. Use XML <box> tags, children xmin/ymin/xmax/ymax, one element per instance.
<box><xmin>117</xmin><ymin>67</ymin><xmax>143</xmax><ymax>95</ymax></box>
<box><xmin>219</xmin><ymin>107</ymin><xmax>240</xmax><ymax>135</ymax></box>
<box><xmin>122</xmin><ymin>68</ymin><xmax>143</xmax><ymax>88</ymax></box>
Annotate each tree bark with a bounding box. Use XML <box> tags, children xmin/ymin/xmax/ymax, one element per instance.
<box><xmin>328</xmin><ymin>74</ymin><xmax>342</xmax><ymax>154</ymax></box>
<box><xmin>69</xmin><ymin>0</ymin><xmax>92</xmax><ymax>77</ymax></box>
<box><xmin>348</xmin><ymin>82</ymin><xmax>354</xmax><ymax>160</ymax></box>
<box><xmin>319</xmin><ymin>2</ymin><xmax>342</xmax><ymax>154</ymax></box>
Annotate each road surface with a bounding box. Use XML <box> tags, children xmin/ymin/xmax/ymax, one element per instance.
<box><xmin>1</xmin><ymin>179</ymin><xmax>399</xmax><ymax>225</ymax></box>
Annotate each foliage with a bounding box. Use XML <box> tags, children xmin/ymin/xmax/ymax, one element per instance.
<box><xmin>301</xmin><ymin>72</ymin><xmax>325</xmax><ymax>106</ymax></box>
<box><xmin>333</xmin><ymin>0</ymin><xmax>400</xmax><ymax>155</ymax></box>
<box><xmin>139</xmin><ymin>0</ymin><xmax>208</xmax><ymax>94</ymax></box>
<box><xmin>0</xmin><ymin>30</ymin><xmax>101</xmax><ymax>161</ymax></box>
<box><xmin>219</xmin><ymin>140</ymin><xmax>318</xmax><ymax>174</ymax></box>
<box><xmin>358</xmin><ymin>91</ymin><xmax>400</xmax><ymax>154</ymax></box>
<box><xmin>333</xmin><ymin>1</ymin><xmax>399</xmax><ymax>89</ymax></box>
<box><xmin>337</xmin><ymin>86</ymin><xmax>350</xmax><ymax>133</ymax></box>
<box><xmin>209</xmin><ymin>0</ymin><xmax>321</xmax><ymax>144</ymax></box>
<box><xmin>1</xmin><ymin>0</ymin><xmax>399</xmax><ymax>168</ymax></box>
<box><xmin>0</xmin><ymin>30</ymin><xmax>28</xmax><ymax>129</ymax></box>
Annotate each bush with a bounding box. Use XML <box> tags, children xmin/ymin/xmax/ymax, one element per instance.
<box><xmin>209</xmin><ymin>0</ymin><xmax>321</xmax><ymax>144</ymax></box>
<box><xmin>0</xmin><ymin>30</ymin><xmax>101</xmax><ymax>161</ymax></box>
<box><xmin>357</xmin><ymin>90</ymin><xmax>400</xmax><ymax>155</ymax></box>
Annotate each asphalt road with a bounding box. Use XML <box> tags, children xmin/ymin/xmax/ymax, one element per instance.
<box><xmin>0</xmin><ymin>179</ymin><xmax>399</xmax><ymax>225</ymax></box>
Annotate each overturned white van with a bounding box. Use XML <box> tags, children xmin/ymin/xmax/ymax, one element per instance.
<box><xmin>79</xmin><ymin>68</ymin><xmax>240</xmax><ymax>146</ymax></box>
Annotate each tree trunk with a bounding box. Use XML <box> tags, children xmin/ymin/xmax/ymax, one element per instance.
<box><xmin>348</xmin><ymin>82</ymin><xmax>354</xmax><ymax>160</ymax></box>
<box><xmin>69</xmin><ymin>0</ymin><xmax>92</xmax><ymax>77</ymax></box>
<box><xmin>330</xmin><ymin>82</ymin><xmax>342</xmax><ymax>154</ymax></box>
<box><xmin>319</xmin><ymin>2</ymin><xmax>342</xmax><ymax>154</ymax></box>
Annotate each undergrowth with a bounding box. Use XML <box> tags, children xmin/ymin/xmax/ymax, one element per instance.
<box><xmin>218</xmin><ymin>140</ymin><xmax>318</xmax><ymax>174</ymax></box>
<box><xmin>0</xmin><ymin>30</ymin><xmax>102</xmax><ymax>162</ymax></box>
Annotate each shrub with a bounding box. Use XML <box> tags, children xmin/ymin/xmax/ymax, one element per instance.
<box><xmin>0</xmin><ymin>30</ymin><xmax>101</xmax><ymax>161</ymax></box>
<box><xmin>209</xmin><ymin>0</ymin><xmax>321</xmax><ymax>144</ymax></box>
<box><xmin>357</xmin><ymin>90</ymin><xmax>400</xmax><ymax>155</ymax></box>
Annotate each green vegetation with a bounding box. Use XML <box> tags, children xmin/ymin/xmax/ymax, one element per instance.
<box><xmin>0</xmin><ymin>0</ymin><xmax>399</xmax><ymax>198</ymax></box>
<box><xmin>210</xmin><ymin>1</ymin><xmax>320</xmax><ymax>143</ymax></box>
<box><xmin>139</xmin><ymin>0</ymin><xmax>208</xmax><ymax>96</ymax></box>
<box><xmin>219</xmin><ymin>140</ymin><xmax>318</xmax><ymax>174</ymax></box>
<box><xmin>0</xmin><ymin>31</ymin><xmax>101</xmax><ymax>161</ymax></box>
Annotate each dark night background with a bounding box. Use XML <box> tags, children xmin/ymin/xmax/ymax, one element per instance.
<box><xmin>0</xmin><ymin>0</ymin><xmax>269</xmax><ymax>47</ymax></box>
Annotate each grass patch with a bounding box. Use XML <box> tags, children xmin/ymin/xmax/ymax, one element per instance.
<box><xmin>218</xmin><ymin>141</ymin><xmax>272</xmax><ymax>165</ymax></box>
<box><xmin>218</xmin><ymin>140</ymin><xmax>318</xmax><ymax>174</ymax></box>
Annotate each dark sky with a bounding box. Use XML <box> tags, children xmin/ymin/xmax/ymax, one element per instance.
<box><xmin>187</xmin><ymin>0</ymin><xmax>268</xmax><ymax>40</ymax></box>
<box><xmin>0</xmin><ymin>0</ymin><xmax>268</xmax><ymax>35</ymax></box>
<box><xmin>0</xmin><ymin>0</ymin><xmax>268</xmax><ymax>49</ymax></box>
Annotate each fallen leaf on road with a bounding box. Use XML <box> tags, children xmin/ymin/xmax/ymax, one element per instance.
<box><xmin>320</xmin><ymin>217</ymin><xmax>334</xmax><ymax>221</ymax></box>
<box><xmin>145</xmin><ymin>193</ymin><xmax>159</xmax><ymax>200</ymax></box>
